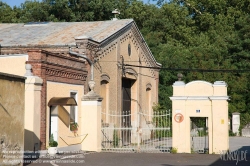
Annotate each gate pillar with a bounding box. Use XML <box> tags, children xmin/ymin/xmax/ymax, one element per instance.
<box><xmin>24</xmin><ymin>75</ymin><xmax>43</xmax><ymax>151</ymax></box>
<box><xmin>170</xmin><ymin>79</ymin><xmax>229</xmax><ymax>154</ymax></box>
<box><xmin>232</xmin><ymin>112</ymin><xmax>240</xmax><ymax>136</ymax></box>
<box><xmin>81</xmin><ymin>82</ymin><xmax>103</xmax><ymax>152</ymax></box>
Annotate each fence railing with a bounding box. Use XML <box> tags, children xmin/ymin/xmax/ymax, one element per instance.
<box><xmin>101</xmin><ymin>110</ymin><xmax>172</xmax><ymax>153</ymax></box>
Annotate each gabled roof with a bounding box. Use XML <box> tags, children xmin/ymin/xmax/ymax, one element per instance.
<box><xmin>0</xmin><ymin>19</ymin><xmax>161</xmax><ymax>68</ymax></box>
<box><xmin>0</xmin><ymin>19</ymin><xmax>133</xmax><ymax>46</ymax></box>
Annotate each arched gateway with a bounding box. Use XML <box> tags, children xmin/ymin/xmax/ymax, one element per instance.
<box><xmin>170</xmin><ymin>80</ymin><xmax>229</xmax><ymax>154</ymax></box>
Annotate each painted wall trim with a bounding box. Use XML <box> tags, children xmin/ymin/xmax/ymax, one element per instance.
<box><xmin>47</xmin><ymin>80</ymin><xmax>84</xmax><ymax>86</ymax></box>
<box><xmin>186</xmin><ymin>80</ymin><xmax>213</xmax><ymax>86</ymax></box>
<box><xmin>0</xmin><ymin>54</ymin><xmax>28</xmax><ymax>61</ymax></box>
<box><xmin>81</xmin><ymin>100</ymin><xmax>102</xmax><ymax>106</ymax></box>
<box><xmin>170</xmin><ymin>96</ymin><xmax>229</xmax><ymax>100</ymax></box>
<box><xmin>209</xmin><ymin>96</ymin><xmax>230</xmax><ymax>100</ymax></box>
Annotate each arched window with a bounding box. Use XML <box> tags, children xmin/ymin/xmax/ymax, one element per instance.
<box><xmin>146</xmin><ymin>83</ymin><xmax>152</xmax><ymax>122</ymax></box>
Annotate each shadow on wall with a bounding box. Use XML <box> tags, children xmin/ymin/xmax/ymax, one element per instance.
<box><xmin>58</xmin><ymin>105</ymin><xmax>70</xmax><ymax>127</ymax></box>
<box><xmin>23</xmin><ymin>129</ymin><xmax>41</xmax><ymax>165</ymax></box>
<box><xmin>24</xmin><ymin>129</ymin><xmax>40</xmax><ymax>152</ymax></box>
<box><xmin>0</xmin><ymin>102</ymin><xmax>11</xmax><ymax>117</ymax></box>
<box><xmin>0</xmin><ymin>130</ymin><xmax>35</xmax><ymax>165</ymax></box>
<box><xmin>210</xmin><ymin>146</ymin><xmax>250</xmax><ymax>166</ymax></box>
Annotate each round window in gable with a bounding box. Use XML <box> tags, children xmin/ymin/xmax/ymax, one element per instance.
<box><xmin>128</xmin><ymin>44</ymin><xmax>131</xmax><ymax>56</ymax></box>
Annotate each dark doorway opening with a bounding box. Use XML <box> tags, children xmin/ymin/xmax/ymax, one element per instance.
<box><xmin>190</xmin><ymin>117</ymin><xmax>209</xmax><ymax>153</ymax></box>
<box><xmin>122</xmin><ymin>78</ymin><xmax>133</xmax><ymax>145</ymax></box>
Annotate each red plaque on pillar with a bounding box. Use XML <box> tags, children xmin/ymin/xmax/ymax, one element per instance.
<box><xmin>174</xmin><ymin>113</ymin><xmax>184</xmax><ymax>123</ymax></box>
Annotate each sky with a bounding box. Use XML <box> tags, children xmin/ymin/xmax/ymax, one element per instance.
<box><xmin>2</xmin><ymin>0</ymin><xmax>30</xmax><ymax>8</ymax></box>
<box><xmin>2</xmin><ymin>0</ymin><xmax>156</xmax><ymax>8</ymax></box>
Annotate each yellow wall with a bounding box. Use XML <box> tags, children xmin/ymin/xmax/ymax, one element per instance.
<box><xmin>0</xmin><ymin>74</ymin><xmax>25</xmax><ymax>164</ymax></box>
<box><xmin>90</xmin><ymin>31</ymin><xmax>160</xmax><ymax>145</ymax></box>
<box><xmin>0</xmin><ymin>55</ymin><xmax>27</xmax><ymax>76</ymax></box>
<box><xmin>171</xmin><ymin>80</ymin><xmax>229</xmax><ymax>154</ymax></box>
<box><xmin>94</xmin><ymin>31</ymin><xmax>158</xmax><ymax>126</ymax></box>
<box><xmin>46</xmin><ymin>81</ymin><xmax>84</xmax><ymax>147</ymax></box>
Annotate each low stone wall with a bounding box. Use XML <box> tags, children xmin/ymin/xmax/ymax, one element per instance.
<box><xmin>0</xmin><ymin>72</ymin><xmax>25</xmax><ymax>165</ymax></box>
<box><xmin>242</xmin><ymin>123</ymin><xmax>250</xmax><ymax>137</ymax></box>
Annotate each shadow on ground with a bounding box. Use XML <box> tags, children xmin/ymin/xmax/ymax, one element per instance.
<box><xmin>209</xmin><ymin>146</ymin><xmax>250</xmax><ymax>166</ymax></box>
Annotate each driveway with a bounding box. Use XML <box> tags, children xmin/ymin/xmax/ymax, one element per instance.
<box><xmin>23</xmin><ymin>137</ymin><xmax>250</xmax><ymax>166</ymax></box>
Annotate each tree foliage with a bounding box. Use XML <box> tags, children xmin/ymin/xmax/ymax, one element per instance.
<box><xmin>1</xmin><ymin>0</ymin><xmax>250</xmax><ymax>128</ymax></box>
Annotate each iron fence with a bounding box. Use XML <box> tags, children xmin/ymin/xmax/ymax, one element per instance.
<box><xmin>101</xmin><ymin>110</ymin><xmax>172</xmax><ymax>153</ymax></box>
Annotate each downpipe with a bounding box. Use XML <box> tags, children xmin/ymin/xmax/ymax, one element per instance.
<box><xmin>69</xmin><ymin>51</ymin><xmax>94</xmax><ymax>81</ymax></box>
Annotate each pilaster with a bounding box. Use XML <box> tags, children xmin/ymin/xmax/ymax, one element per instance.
<box><xmin>24</xmin><ymin>72</ymin><xmax>43</xmax><ymax>151</ymax></box>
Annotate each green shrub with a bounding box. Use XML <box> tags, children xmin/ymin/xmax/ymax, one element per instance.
<box><xmin>198</xmin><ymin>129</ymin><xmax>207</xmax><ymax>136</ymax></box>
<box><xmin>171</xmin><ymin>147</ymin><xmax>178</xmax><ymax>154</ymax></box>
<box><xmin>229</xmin><ymin>130</ymin><xmax>236</xmax><ymax>136</ymax></box>
<box><xmin>70</xmin><ymin>122</ymin><xmax>78</xmax><ymax>131</ymax></box>
<box><xmin>49</xmin><ymin>134</ymin><xmax>58</xmax><ymax>147</ymax></box>
<box><xmin>113</xmin><ymin>130</ymin><xmax>119</xmax><ymax>147</ymax></box>
<box><xmin>191</xmin><ymin>148</ymin><xmax>195</xmax><ymax>154</ymax></box>
<box><xmin>152</xmin><ymin>103</ymin><xmax>172</xmax><ymax>138</ymax></box>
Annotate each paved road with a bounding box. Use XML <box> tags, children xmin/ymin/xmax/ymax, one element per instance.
<box><xmin>229</xmin><ymin>137</ymin><xmax>250</xmax><ymax>151</ymax></box>
<box><xmin>23</xmin><ymin>152</ymin><xmax>250</xmax><ymax>166</ymax></box>
<box><xmin>22</xmin><ymin>137</ymin><xmax>250</xmax><ymax>166</ymax></box>
<box><xmin>84</xmin><ymin>152</ymin><xmax>250</xmax><ymax>166</ymax></box>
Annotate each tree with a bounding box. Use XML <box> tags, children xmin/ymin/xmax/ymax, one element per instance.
<box><xmin>0</xmin><ymin>1</ymin><xmax>15</xmax><ymax>23</ymax></box>
<box><xmin>18</xmin><ymin>0</ymin><xmax>52</xmax><ymax>22</ymax></box>
<box><xmin>2</xmin><ymin>0</ymin><xmax>250</xmax><ymax>128</ymax></box>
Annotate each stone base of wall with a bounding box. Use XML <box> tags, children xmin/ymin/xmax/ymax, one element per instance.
<box><xmin>0</xmin><ymin>135</ymin><xmax>23</xmax><ymax>166</ymax></box>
